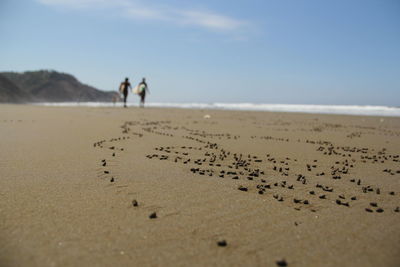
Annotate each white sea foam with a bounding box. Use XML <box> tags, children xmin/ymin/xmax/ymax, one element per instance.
<box><xmin>35</xmin><ymin>102</ymin><xmax>400</xmax><ymax>117</ymax></box>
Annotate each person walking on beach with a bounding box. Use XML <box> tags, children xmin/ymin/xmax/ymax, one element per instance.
<box><xmin>137</xmin><ymin>78</ymin><xmax>149</xmax><ymax>108</ymax></box>
<box><xmin>119</xmin><ymin>78</ymin><xmax>131</xmax><ymax>108</ymax></box>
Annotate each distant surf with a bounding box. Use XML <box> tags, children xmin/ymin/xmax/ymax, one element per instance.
<box><xmin>36</xmin><ymin>102</ymin><xmax>400</xmax><ymax>117</ymax></box>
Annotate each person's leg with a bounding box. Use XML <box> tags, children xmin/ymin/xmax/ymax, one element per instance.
<box><xmin>123</xmin><ymin>93</ymin><xmax>128</xmax><ymax>107</ymax></box>
<box><xmin>140</xmin><ymin>94</ymin><xmax>145</xmax><ymax>107</ymax></box>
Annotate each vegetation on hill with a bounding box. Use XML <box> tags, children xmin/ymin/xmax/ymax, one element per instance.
<box><xmin>0</xmin><ymin>70</ymin><xmax>118</xmax><ymax>103</ymax></box>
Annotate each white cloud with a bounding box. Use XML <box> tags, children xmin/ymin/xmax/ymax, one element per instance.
<box><xmin>178</xmin><ymin>10</ymin><xmax>245</xmax><ymax>31</ymax></box>
<box><xmin>36</xmin><ymin>0</ymin><xmax>248</xmax><ymax>32</ymax></box>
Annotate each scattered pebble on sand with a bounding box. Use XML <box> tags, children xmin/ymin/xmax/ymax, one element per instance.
<box><xmin>217</xmin><ymin>240</ymin><xmax>227</xmax><ymax>247</ymax></box>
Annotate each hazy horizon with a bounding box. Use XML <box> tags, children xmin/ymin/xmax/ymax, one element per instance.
<box><xmin>1</xmin><ymin>0</ymin><xmax>399</xmax><ymax>106</ymax></box>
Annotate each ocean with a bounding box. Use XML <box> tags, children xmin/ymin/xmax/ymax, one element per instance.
<box><xmin>36</xmin><ymin>102</ymin><xmax>400</xmax><ymax>117</ymax></box>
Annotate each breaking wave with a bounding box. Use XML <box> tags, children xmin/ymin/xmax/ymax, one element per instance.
<box><xmin>36</xmin><ymin>102</ymin><xmax>400</xmax><ymax>117</ymax></box>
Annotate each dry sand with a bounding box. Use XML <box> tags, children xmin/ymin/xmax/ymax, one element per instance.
<box><xmin>0</xmin><ymin>104</ymin><xmax>399</xmax><ymax>267</ymax></box>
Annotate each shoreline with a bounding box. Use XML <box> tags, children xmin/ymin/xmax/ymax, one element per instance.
<box><xmin>6</xmin><ymin>102</ymin><xmax>399</xmax><ymax>117</ymax></box>
<box><xmin>3</xmin><ymin>103</ymin><xmax>399</xmax><ymax>121</ymax></box>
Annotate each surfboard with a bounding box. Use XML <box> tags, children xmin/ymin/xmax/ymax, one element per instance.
<box><xmin>119</xmin><ymin>83</ymin><xmax>124</xmax><ymax>94</ymax></box>
<box><xmin>133</xmin><ymin>84</ymin><xmax>145</xmax><ymax>94</ymax></box>
<box><xmin>133</xmin><ymin>85</ymin><xmax>140</xmax><ymax>94</ymax></box>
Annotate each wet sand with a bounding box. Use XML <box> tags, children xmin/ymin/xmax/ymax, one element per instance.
<box><xmin>0</xmin><ymin>104</ymin><xmax>399</xmax><ymax>267</ymax></box>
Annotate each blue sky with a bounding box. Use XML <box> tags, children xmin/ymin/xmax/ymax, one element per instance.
<box><xmin>1</xmin><ymin>0</ymin><xmax>399</xmax><ymax>105</ymax></box>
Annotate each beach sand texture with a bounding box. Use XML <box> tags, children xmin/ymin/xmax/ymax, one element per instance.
<box><xmin>1</xmin><ymin>104</ymin><xmax>399</xmax><ymax>267</ymax></box>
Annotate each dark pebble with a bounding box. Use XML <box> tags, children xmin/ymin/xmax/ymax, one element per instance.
<box><xmin>238</xmin><ymin>186</ymin><xmax>248</xmax><ymax>192</ymax></box>
<box><xmin>276</xmin><ymin>259</ymin><xmax>288</xmax><ymax>266</ymax></box>
<box><xmin>217</xmin><ymin>240</ymin><xmax>227</xmax><ymax>247</ymax></box>
<box><xmin>149</xmin><ymin>212</ymin><xmax>157</xmax><ymax>219</ymax></box>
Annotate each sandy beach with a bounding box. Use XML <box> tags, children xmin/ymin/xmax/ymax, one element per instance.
<box><xmin>0</xmin><ymin>104</ymin><xmax>399</xmax><ymax>267</ymax></box>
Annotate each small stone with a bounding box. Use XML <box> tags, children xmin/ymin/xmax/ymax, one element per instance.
<box><xmin>238</xmin><ymin>186</ymin><xmax>248</xmax><ymax>192</ymax></box>
<box><xmin>110</xmin><ymin>177</ymin><xmax>115</xmax><ymax>182</ymax></box>
<box><xmin>132</xmin><ymin>200</ymin><xmax>138</xmax><ymax>207</ymax></box>
<box><xmin>376</xmin><ymin>208</ymin><xmax>384</xmax><ymax>213</ymax></box>
<box><xmin>365</xmin><ymin>208</ymin><xmax>373</xmax><ymax>213</ymax></box>
<box><xmin>370</xmin><ymin>202</ymin><xmax>378</xmax><ymax>207</ymax></box>
<box><xmin>217</xmin><ymin>240</ymin><xmax>227</xmax><ymax>247</ymax></box>
<box><xmin>149</xmin><ymin>212</ymin><xmax>157</xmax><ymax>219</ymax></box>
<box><xmin>276</xmin><ymin>259</ymin><xmax>288</xmax><ymax>266</ymax></box>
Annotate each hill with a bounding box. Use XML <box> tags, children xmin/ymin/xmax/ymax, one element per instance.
<box><xmin>0</xmin><ymin>70</ymin><xmax>118</xmax><ymax>103</ymax></box>
<box><xmin>0</xmin><ymin>74</ymin><xmax>33</xmax><ymax>103</ymax></box>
